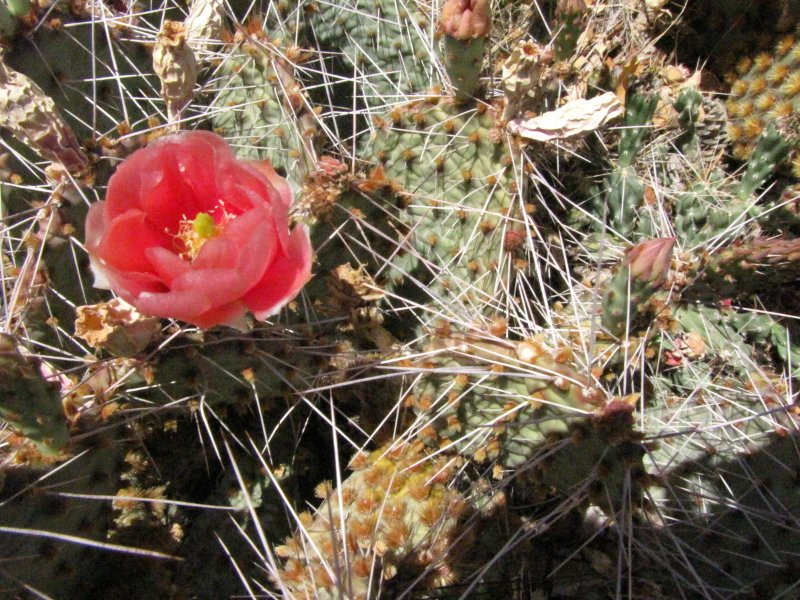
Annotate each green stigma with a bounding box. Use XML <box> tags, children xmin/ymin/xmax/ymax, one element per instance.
<box><xmin>176</xmin><ymin>208</ymin><xmax>232</xmax><ymax>261</ymax></box>
<box><xmin>192</xmin><ymin>212</ymin><xmax>218</xmax><ymax>239</ymax></box>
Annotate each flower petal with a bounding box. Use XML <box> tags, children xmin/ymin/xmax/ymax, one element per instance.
<box><xmin>165</xmin><ymin>130</ymin><xmax>231</xmax><ymax>155</ymax></box>
<box><xmin>244</xmin><ymin>224</ymin><xmax>313</xmax><ymax>319</ymax></box>
<box><xmin>97</xmin><ymin>210</ymin><xmax>173</xmax><ymax>274</ymax></box>
<box><xmin>103</xmin><ymin>269</ymin><xmax>168</xmax><ymax>301</ymax></box>
<box><xmin>106</xmin><ymin>135</ymin><xmax>227</xmax><ymax>232</ymax></box>
<box><xmin>134</xmin><ymin>289</ymin><xmax>214</xmax><ymax>323</ymax></box>
<box><xmin>139</xmin><ymin>160</ymin><xmax>204</xmax><ymax>234</ymax></box>
<box><xmin>195</xmin><ymin>204</ymin><xmax>275</xmax><ymax>269</ymax></box>
<box><xmin>192</xmin><ymin>302</ymin><xmax>250</xmax><ymax>330</ymax></box>
<box><xmin>174</xmin><ymin>132</ymin><xmax>235</xmax><ymax>214</ymax></box>
<box><xmin>103</xmin><ymin>157</ymin><xmax>152</xmax><ymax>221</ymax></box>
<box><xmin>245</xmin><ymin>160</ymin><xmax>293</xmax><ymax>213</ymax></box>
<box><xmin>84</xmin><ymin>201</ymin><xmax>108</xmax><ymax>252</ymax></box>
<box><xmin>171</xmin><ymin>268</ymin><xmax>252</xmax><ymax>306</ymax></box>
<box><xmin>133</xmin><ymin>286</ymin><xmax>250</xmax><ymax>329</ymax></box>
<box><xmin>146</xmin><ymin>246</ymin><xmax>191</xmax><ymax>285</ymax></box>
<box><xmin>190</xmin><ymin>237</ymin><xmax>238</xmax><ymax>271</ymax></box>
<box><xmin>90</xmin><ymin>260</ymin><xmax>112</xmax><ymax>290</ymax></box>
<box><xmin>195</xmin><ymin>204</ymin><xmax>278</xmax><ymax>284</ymax></box>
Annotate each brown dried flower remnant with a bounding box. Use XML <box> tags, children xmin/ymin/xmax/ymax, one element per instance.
<box><xmin>152</xmin><ymin>21</ymin><xmax>198</xmax><ymax>124</ymax></box>
<box><xmin>298</xmin><ymin>156</ymin><xmax>352</xmax><ymax>220</ymax></box>
<box><xmin>501</xmin><ymin>40</ymin><xmax>557</xmax><ymax>123</ymax></box>
<box><xmin>70</xmin><ymin>0</ymin><xmax>141</xmax><ymax>33</ymax></box>
<box><xmin>183</xmin><ymin>0</ymin><xmax>225</xmax><ymax>58</ymax></box>
<box><xmin>0</xmin><ymin>50</ymin><xmax>89</xmax><ymax>174</ymax></box>
<box><xmin>75</xmin><ymin>298</ymin><xmax>161</xmax><ymax>356</ymax></box>
<box><xmin>328</xmin><ymin>264</ymin><xmax>385</xmax><ymax>305</ymax></box>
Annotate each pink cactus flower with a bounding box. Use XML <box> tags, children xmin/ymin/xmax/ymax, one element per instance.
<box><xmin>85</xmin><ymin>131</ymin><xmax>312</xmax><ymax>329</ymax></box>
<box><xmin>439</xmin><ymin>0</ymin><xmax>491</xmax><ymax>39</ymax></box>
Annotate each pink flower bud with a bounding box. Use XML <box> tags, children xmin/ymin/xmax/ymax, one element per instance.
<box><xmin>315</xmin><ymin>156</ymin><xmax>349</xmax><ymax>178</ymax></box>
<box><xmin>439</xmin><ymin>0</ymin><xmax>491</xmax><ymax>40</ymax></box>
<box><xmin>625</xmin><ymin>237</ymin><xmax>676</xmax><ymax>286</ymax></box>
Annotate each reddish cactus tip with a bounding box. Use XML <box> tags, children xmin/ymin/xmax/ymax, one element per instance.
<box><xmin>625</xmin><ymin>237</ymin><xmax>676</xmax><ymax>286</ymax></box>
<box><xmin>556</xmin><ymin>0</ymin><xmax>587</xmax><ymax>15</ymax></box>
<box><xmin>438</xmin><ymin>0</ymin><xmax>491</xmax><ymax>40</ymax></box>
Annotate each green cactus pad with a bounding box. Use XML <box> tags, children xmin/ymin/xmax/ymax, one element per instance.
<box><xmin>365</xmin><ymin>97</ymin><xmax>523</xmax><ymax>317</ymax></box>
<box><xmin>307</xmin><ymin>0</ymin><xmax>439</xmax><ymax>108</ymax></box>
<box><xmin>0</xmin><ymin>334</ymin><xmax>69</xmax><ymax>455</ymax></box>
<box><xmin>406</xmin><ymin>336</ymin><xmax>645</xmax><ymax>512</ymax></box>
<box><xmin>210</xmin><ymin>43</ymin><xmax>318</xmax><ymax>184</ymax></box>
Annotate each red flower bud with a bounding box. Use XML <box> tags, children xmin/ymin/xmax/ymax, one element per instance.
<box><xmin>625</xmin><ymin>237</ymin><xmax>675</xmax><ymax>287</ymax></box>
<box><xmin>439</xmin><ymin>0</ymin><xmax>491</xmax><ymax>40</ymax></box>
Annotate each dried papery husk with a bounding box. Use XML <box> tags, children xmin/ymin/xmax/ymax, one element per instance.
<box><xmin>152</xmin><ymin>21</ymin><xmax>198</xmax><ymax>124</ymax></box>
<box><xmin>0</xmin><ymin>51</ymin><xmax>88</xmax><ymax>174</ymax></box>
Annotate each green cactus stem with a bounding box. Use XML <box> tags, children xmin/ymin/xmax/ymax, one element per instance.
<box><xmin>600</xmin><ymin>92</ymin><xmax>658</xmax><ymax>236</ymax></box>
<box><xmin>0</xmin><ymin>434</ymin><xmax>138</xmax><ymax>597</ymax></box>
<box><xmin>602</xmin><ymin>238</ymin><xmax>675</xmax><ymax>336</ymax></box>
<box><xmin>3</xmin><ymin>0</ymin><xmax>31</xmax><ymax>18</ymax></box>
<box><xmin>735</xmin><ymin>124</ymin><xmax>793</xmax><ymax>200</ymax></box>
<box><xmin>686</xmin><ymin>235</ymin><xmax>800</xmax><ymax>300</ymax></box>
<box><xmin>673</xmin><ymin>125</ymin><xmax>793</xmax><ymax>246</ymax></box>
<box><xmin>307</xmin><ymin>0</ymin><xmax>438</xmax><ymax>108</ymax></box>
<box><xmin>4</xmin><ymin>5</ymin><xmax>153</xmax><ymax>139</ymax></box>
<box><xmin>552</xmin><ymin>0</ymin><xmax>587</xmax><ymax>61</ymax></box>
<box><xmin>0</xmin><ymin>2</ymin><xmax>17</xmax><ymax>38</ymax></box>
<box><xmin>673</xmin><ymin>86</ymin><xmax>704</xmax><ymax>155</ymax></box>
<box><xmin>364</xmin><ymin>96</ymin><xmax>522</xmax><ymax>318</ymax></box>
<box><xmin>0</xmin><ymin>333</ymin><xmax>69</xmax><ymax>455</ymax></box>
<box><xmin>438</xmin><ymin>0</ymin><xmax>491</xmax><ymax>99</ymax></box>
<box><xmin>645</xmin><ymin>432</ymin><xmax>800</xmax><ymax>598</ymax></box>
<box><xmin>210</xmin><ymin>41</ymin><xmax>318</xmax><ymax>185</ymax></box>
<box><xmin>644</xmin><ymin>302</ymin><xmax>797</xmax><ymax>485</ymax></box>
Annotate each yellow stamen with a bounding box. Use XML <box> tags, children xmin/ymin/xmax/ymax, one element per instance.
<box><xmin>172</xmin><ymin>201</ymin><xmax>236</xmax><ymax>261</ymax></box>
<box><xmin>176</xmin><ymin>211</ymin><xmax>221</xmax><ymax>260</ymax></box>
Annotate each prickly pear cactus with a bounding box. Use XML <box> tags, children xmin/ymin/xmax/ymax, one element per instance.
<box><xmin>365</xmin><ymin>97</ymin><xmax>524</xmax><ymax>315</ymax></box>
<box><xmin>273</xmin><ymin>441</ymin><xmax>471</xmax><ymax>598</ymax></box>
<box><xmin>0</xmin><ymin>333</ymin><xmax>69</xmax><ymax>454</ymax></box>
<box><xmin>4</xmin><ymin>0</ymin><xmax>800</xmax><ymax>598</ymax></box>
<box><xmin>0</xmin><ymin>432</ymin><xmax>131</xmax><ymax>598</ymax></box>
<box><xmin>4</xmin><ymin>2</ymin><xmax>154</xmax><ymax>138</ymax></box>
<box><xmin>643</xmin><ymin>432</ymin><xmax>800</xmax><ymax>598</ymax></box>
<box><xmin>210</xmin><ymin>41</ymin><xmax>319</xmax><ymax>183</ymax></box>
<box><xmin>403</xmin><ymin>334</ymin><xmax>645</xmax><ymax>512</ymax></box>
<box><xmin>306</xmin><ymin>0</ymin><xmax>438</xmax><ymax>108</ymax></box>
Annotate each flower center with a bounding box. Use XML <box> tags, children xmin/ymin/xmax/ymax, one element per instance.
<box><xmin>175</xmin><ymin>205</ymin><xmax>234</xmax><ymax>261</ymax></box>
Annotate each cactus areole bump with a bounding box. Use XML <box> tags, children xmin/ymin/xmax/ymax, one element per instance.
<box><xmin>84</xmin><ymin>131</ymin><xmax>312</xmax><ymax>329</ymax></box>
